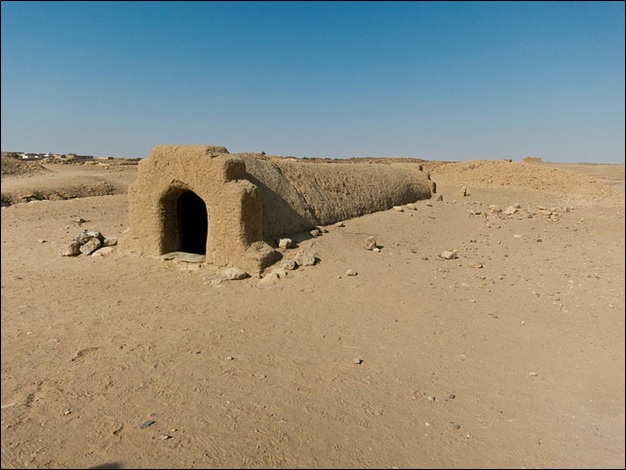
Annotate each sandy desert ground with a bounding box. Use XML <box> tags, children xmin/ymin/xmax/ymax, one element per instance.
<box><xmin>1</xmin><ymin>154</ymin><xmax>624</xmax><ymax>469</ymax></box>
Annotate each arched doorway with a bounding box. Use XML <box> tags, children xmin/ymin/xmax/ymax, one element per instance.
<box><xmin>177</xmin><ymin>191</ymin><xmax>208</xmax><ymax>254</ymax></box>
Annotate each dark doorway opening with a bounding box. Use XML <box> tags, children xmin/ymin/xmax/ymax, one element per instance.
<box><xmin>177</xmin><ymin>191</ymin><xmax>207</xmax><ymax>254</ymax></box>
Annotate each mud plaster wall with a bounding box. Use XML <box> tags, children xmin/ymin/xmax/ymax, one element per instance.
<box><xmin>123</xmin><ymin>145</ymin><xmax>433</xmax><ymax>272</ymax></box>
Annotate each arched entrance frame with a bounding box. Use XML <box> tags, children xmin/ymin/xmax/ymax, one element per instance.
<box><xmin>125</xmin><ymin>149</ymin><xmax>278</xmax><ymax>272</ymax></box>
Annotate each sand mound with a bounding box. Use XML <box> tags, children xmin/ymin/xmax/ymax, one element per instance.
<box><xmin>1</xmin><ymin>155</ymin><xmax>49</xmax><ymax>178</ymax></box>
<box><xmin>0</xmin><ymin>177</ymin><xmax>119</xmax><ymax>207</ymax></box>
<box><xmin>430</xmin><ymin>159</ymin><xmax>621</xmax><ymax>202</ymax></box>
<box><xmin>0</xmin><ymin>159</ymin><xmax>134</xmax><ymax>207</ymax></box>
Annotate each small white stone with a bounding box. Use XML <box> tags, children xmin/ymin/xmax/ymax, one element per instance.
<box><xmin>439</xmin><ymin>250</ymin><xmax>458</xmax><ymax>260</ymax></box>
<box><xmin>278</xmin><ymin>238</ymin><xmax>292</xmax><ymax>249</ymax></box>
<box><xmin>223</xmin><ymin>267</ymin><xmax>249</xmax><ymax>280</ymax></box>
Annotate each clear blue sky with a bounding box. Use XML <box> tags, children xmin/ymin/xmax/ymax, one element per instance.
<box><xmin>2</xmin><ymin>1</ymin><xmax>624</xmax><ymax>163</ymax></box>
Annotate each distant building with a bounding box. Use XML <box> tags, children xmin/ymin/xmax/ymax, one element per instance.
<box><xmin>19</xmin><ymin>153</ymin><xmax>43</xmax><ymax>160</ymax></box>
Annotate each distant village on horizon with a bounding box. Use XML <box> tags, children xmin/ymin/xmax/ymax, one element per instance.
<box><xmin>1</xmin><ymin>151</ymin><xmax>139</xmax><ymax>162</ymax></box>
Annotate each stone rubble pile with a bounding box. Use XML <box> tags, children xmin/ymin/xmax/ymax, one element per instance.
<box><xmin>62</xmin><ymin>229</ymin><xmax>117</xmax><ymax>257</ymax></box>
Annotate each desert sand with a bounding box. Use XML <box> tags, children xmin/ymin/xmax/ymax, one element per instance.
<box><xmin>1</xmin><ymin>154</ymin><xmax>624</xmax><ymax>469</ymax></box>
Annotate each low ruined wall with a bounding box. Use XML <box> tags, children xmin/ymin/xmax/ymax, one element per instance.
<box><xmin>123</xmin><ymin>145</ymin><xmax>433</xmax><ymax>272</ymax></box>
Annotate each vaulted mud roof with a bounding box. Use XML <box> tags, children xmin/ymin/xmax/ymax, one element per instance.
<box><xmin>123</xmin><ymin>145</ymin><xmax>433</xmax><ymax>273</ymax></box>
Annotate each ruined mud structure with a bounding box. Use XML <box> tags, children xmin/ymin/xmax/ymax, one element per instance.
<box><xmin>123</xmin><ymin>145</ymin><xmax>434</xmax><ymax>272</ymax></box>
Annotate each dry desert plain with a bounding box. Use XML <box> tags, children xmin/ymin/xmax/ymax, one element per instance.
<box><xmin>1</xmin><ymin>154</ymin><xmax>624</xmax><ymax>469</ymax></box>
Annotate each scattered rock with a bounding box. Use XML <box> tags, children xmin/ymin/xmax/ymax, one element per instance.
<box><xmin>271</xmin><ymin>267</ymin><xmax>288</xmax><ymax>279</ymax></box>
<box><xmin>80</xmin><ymin>237</ymin><xmax>102</xmax><ymax>255</ymax></box>
<box><xmin>140</xmin><ymin>420</ymin><xmax>156</xmax><ymax>429</ymax></box>
<box><xmin>278</xmin><ymin>238</ymin><xmax>293</xmax><ymax>249</ymax></box>
<box><xmin>102</xmin><ymin>237</ymin><xmax>118</xmax><ymax>247</ymax></box>
<box><xmin>294</xmin><ymin>248</ymin><xmax>317</xmax><ymax>266</ymax></box>
<box><xmin>439</xmin><ymin>250</ymin><xmax>458</xmax><ymax>260</ymax></box>
<box><xmin>71</xmin><ymin>216</ymin><xmax>89</xmax><ymax>226</ymax></box>
<box><xmin>362</xmin><ymin>236</ymin><xmax>378</xmax><ymax>251</ymax></box>
<box><xmin>223</xmin><ymin>267</ymin><xmax>249</xmax><ymax>280</ymax></box>
<box><xmin>345</xmin><ymin>269</ymin><xmax>358</xmax><ymax>276</ymax></box>
<box><xmin>281</xmin><ymin>259</ymin><xmax>298</xmax><ymax>270</ymax></box>
<box><xmin>91</xmin><ymin>247</ymin><xmax>113</xmax><ymax>257</ymax></box>
<box><xmin>62</xmin><ymin>241</ymin><xmax>81</xmax><ymax>257</ymax></box>
<box><xmin>259</xmin><ymin>272</ymin><xmax>280</xmax><ymax>285</ymax></box>
<box><xmin>76</xmin><ymin>230</ymin><xmax>104</xmax><ymax>245</ymax></box>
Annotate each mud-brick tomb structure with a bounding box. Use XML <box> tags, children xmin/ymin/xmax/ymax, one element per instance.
<box><xmin>123</xmin><ymin>145</ymin><xmax>434</xmax><ymax>273</ymax></box>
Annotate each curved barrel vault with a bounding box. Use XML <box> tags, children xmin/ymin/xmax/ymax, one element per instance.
<box><xmin>123</xmin><ymin>145</ymin><xmax>433</xmax><ymax>273</ymax></box>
